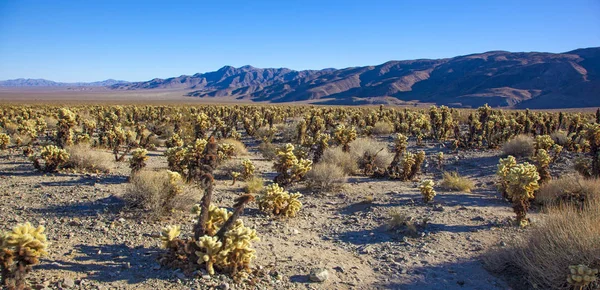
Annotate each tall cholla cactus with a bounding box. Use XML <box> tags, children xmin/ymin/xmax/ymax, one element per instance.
<box><xmin>241</xmin><ymin>159</ymin><xmax>255</xmax><ymax>180</ymax></box>
<box><xmin>273</xmin><ymin>143</ymin><xmax>312</xmax><ymax>186</ymax></box>
<box><xmin>129</xmin><ymin>148</ymin><xmax>149</xmax><ymax>175</ymax></box>
<box><xmin>567</xmin><ymin>264</ymin><xmax>599</xmax><ymax>288</ymax></box>
<box><xmin>505</xmin><ymin>162</ymin><xmax>540</xmax><ymax>227</ymax></box>
<box><xmin>257</xmin><ymin>183</ymin><xmax>303</xmax><ymax>217</ymax></box>
<box><xmin>0</xmin><ymin>222</ymin><xmax>48</xmax><ymax>289</ymax></box>
<box><xmin>56</xmin><ymin>108</ymin><xmax>77</xmax><ymax>148</ymax></box>
<box><xmin>31</xmin><ymin>145</ymin><xmax>70</xmax><ymax>172</ymax></box>
<box><xmin>583</xmin><ymin>123</ymin><xmax>600</xmax><ymax>177</ymax></box>
<box><xmin>333</xmin><ymin>124</ymin><xmax>357</xmax><ymax>152</ymax></box>
<box><xmin>392</xmin><ymin>133</ymin><xmax>408</xmax><ymax>163</ymax></box>
<box><xmin>0</xmin><ymin>133</ymin><xmax>10</xmax><ymax>150</ymax></box>
<box><xmin>419</xmin><ymin>180</ymin><xmax>436</xmax><ymax>203</ymax></box>
<box><xmin>496</xmin><ymin>155</ymin><xmax>517</xmax><ymax>199</ymax></box>
<box><xmin>533</xmin><ymin>149</ymin><xmax>551</xmax><ymax>184</ymax></box>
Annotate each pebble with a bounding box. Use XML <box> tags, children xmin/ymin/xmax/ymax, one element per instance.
<box><xmin>309</xmin><ymin>268</ymin><xmax>329</xmax><ymax>282</ymax></box>
<box><xmin>62</xmin><ymin>277</ymin><xmax>75</xmax><ymax>288</ymax></box>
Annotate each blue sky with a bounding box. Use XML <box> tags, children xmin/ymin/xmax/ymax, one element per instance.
<box><xmin>0</xmin><ymin>0</ymin><xmax>599</xmax><ymax>82</ymax></box>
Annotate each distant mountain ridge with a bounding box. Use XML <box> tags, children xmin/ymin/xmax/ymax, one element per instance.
<box><xmin>0</xmin><ymin>78</ymin><xmax>128</xmax><ymax>87</ymax></box>
<box><xmin>4</xmin><ymin>47</ymin><xmax>600</xmax><ymax>108</ymax></box>
<box><xmin>111</xmin><ymin>47</ymin><xmax>600</xmax><ymax>108</ymax></box>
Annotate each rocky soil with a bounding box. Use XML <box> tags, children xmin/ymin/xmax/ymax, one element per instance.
<box><xmin>1</xmin><ymin>141</ymin><xmax>565</xmax><ymax>290</ymax></box>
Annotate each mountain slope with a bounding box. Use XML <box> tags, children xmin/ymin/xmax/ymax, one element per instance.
<box><xmin>0</xmin><ymin>79</ymin><xmax>128</xmax><ymax>87</ymax></box>
<box><xmin>113</xmin><ymin>47</ymin><xmax>600</xmax><ymax>108</ymax></box>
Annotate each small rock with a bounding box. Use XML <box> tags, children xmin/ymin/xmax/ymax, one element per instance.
<box><xmin>219</xmin><ymin>282</ymin><xmax>230</xmax><ymax>290</ymax></box>
<box><xmin>62</xmin><ymin>277</ymin><xmax>75</xmax><ymax>288</ymax></box>
<box><xmin>309</xmin><ymin>268</ymin><xmax>329</xmax><ymax>282</ymax></box>
<box><xmin>433</xmin><ymin>204</ymin><xmax>444</xmax><ymax>212</ymax></box>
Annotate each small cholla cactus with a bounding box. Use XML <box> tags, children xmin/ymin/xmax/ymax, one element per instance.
<box><xmin>567</xmin><ymin>264</ymin><xmax>598</xmax><ymax>288</ymax></box>
<box><xmin>230</xmin><ymin>171</ymin><xmax>240</xmax><ymax>185</ymax></box>
<box><xmin>195</xmin><ymin>235</ymin><xmax>223</xmax><ymax>275</ymax></box>
<box><xmin>419</xmin><ymin>180</ymin><xmax>436</xmax><ymax>203</ymax></box>
<box><xmin>31</xmin><ymin>145</ymin><xmax>69</xmax><ymax>172</ymax></box>
<box><xmin>0</xmin><ymin>222</ymin><xmax>48</xmax><ymax>289</ymax></box>
<box><xmin>166</xmin><ymin>133</ymin><xmax>184</xmax><ymax>148</ymax></box>
<box><xmin>505</xmin><ymin>162</ymin><xmax>540</xmax><ymax>227</ymax></box>
<box><xmin>217</xmin><ymin>143</ymin><xmax>235</xmax><ymax>161</ymax></box>
<box><xmin>257</xmin><ymin>183</ymin><xmax>303</xmax><ymax>217</ymax></box>
<box><xmin>436</xmin><ymin>152</ymin><xmax>444</xmax><ymax>169</ymax></box>
<box><xmin>273</xmin><ymin>143</ymin><xmax>312</xmax><ymax>186</ymax></box>
<box><xmin>0</xmin><ymin>133</ymin><xmax>10</xmax><ymax>150</ymax></box>
<box><xmin>392</xmin><ymin>133</ymin><xmax>408</xmax><ymax>163</ymax></box>
<box><xmin>241</xmin><ymin>159</ymin><xmax>255</xmax><ymax>180</ymax></box>
<box><xmin>496</xmin><ymin>155</ymin><xmax>517</xmax><ymax>199</ymax></box>
<box><xmin>159</xmin><ymin>225</ymin><xmax>180</xmax><ymax>249</ymax></box>
<box><xmin>333</xmin><ymin>124</ymin><xmax>357</xmax><ymax>152</ymax></box>
<box><xmin>129</xmin><ymin>148</ymin><xmax>149</xmax><ymax>175</ymax></box>
<box><xmin>534</xmin><ymin>135</ymin><xmax>554</xmax><ymax>152</ymax></box>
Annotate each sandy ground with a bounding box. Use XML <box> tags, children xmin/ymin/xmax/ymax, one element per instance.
<box><xmin>0</xmin><ymin>134</ymin><xmax>566</xmax><ymax>290</ymax></box>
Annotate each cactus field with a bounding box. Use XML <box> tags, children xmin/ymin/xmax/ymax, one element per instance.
<box><xmin>0</xmin><ymin>104</ymin><xmax>599</xmax><ymax>290</ymax></box>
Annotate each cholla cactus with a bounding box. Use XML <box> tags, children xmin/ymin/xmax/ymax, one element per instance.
<box><xmin>533</xmin><ymin>149</ymin><xmax>551</xmax><ymax>184</ymax></box>
<box><xmin>106</xmin><ymin>125</ymin><xmax>137</xmax><ymax>161</ymax></box>
<box><xmin>159</xmin><ymin>225</ymin><xmax>180</xmax><ymax>249</ymax></box>
<box><xmin>583</xmin><ymin>123</ymin><xmax>600</xmax><ymax>177</ymax></box>
<box><xmin>191</xmin><ymin>205</ymin><xmax>232</xmax><ymax>236</ymax></box>
<box><xmin>436</xmin><ymin>152</ymin><xmax>444</xmax><ymax>169</ymax></box>
<box><xmin>257</xmin><ymin>183</ymin><xmax>303</xmax><ymax>217</ymax></box>
<box><xmin>166</xmin><ymin>133</ymin><xmax>184</xmax><ymax>148</ymax></box>
<box><xmin>505</xmin><ymin>163</ymin><xmax>540</xmax><ymax>227</ymax></box>
<box><xmin>567</xmin><ymin>264</ymin><xmax>598</xmax><ymax>288</ymax></box>
<box><xmin>496</xmin><ymin>155</ymin><xmax>517</xmax><ymax>199</ymax></box>
<box><xmin>241</xmin><ymin>159</ymin><xmax>255</xmax><ymax>180</ymax></box>
<box><xmin>56</xmin><ymin>108</ymin><xmax>77</xmax><ymax>148</ymax></box>
<box><xmin>0</xmin><ymin>133</ymin><xmax>10</xmax><ymax>150</ymax></box>
<box><xmin>230</xmin><ymin>171</ymin><xmax>240</xmax><ymax>185</ymax></box>
<box><xmin>392</xmin><ymin>133</ymin><xmax>408</xmax><ymax>163</ymax></box>
<box><xmin>534</xmin><ymin>135</ymin><xmax>554</xmax><ymax>152</ymax></box>
<box><xmin>195</xmin><ymin>235</ymin><xmax>223</xmax><ymax>275</ymax></box>
<box><xmin>129</xmin><ymin>148</ymin><xmax>148</xmax><ymax>175</ymax></box>
<box><xmin>273</xmin><ymin>143</ymin><xmax>312</xmax><ymax>186</ymax></box>
<box><xmin>217</xmin><ymin>143</ymin><xmax>235</xmax><ymax>161</ymax></box>
<box><xmin>333</xmin><ymin>124</ymin><xmax>357</xmax><ymax>152</ymax></box>
<box><xmin>31</xmin><ymin>145</ymin><xmax>69</xmax><ymax>172</ymax></box>
<box><xmin>0</xmin><ymin>222</ymin><xmax>48</xmax><ymax>288</ymax></box>
<box><xmin>419</xmin><ymin>180</ymin><xmax>436</xmax><ymax>203</ymax></box>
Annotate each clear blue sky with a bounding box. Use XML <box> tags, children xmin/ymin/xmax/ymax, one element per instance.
<box><xmin>1</xmin><ymin>0</ymin><xmax>599</xmax><ymax>82</ymax></box>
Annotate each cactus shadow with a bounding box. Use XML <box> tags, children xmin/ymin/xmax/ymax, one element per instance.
<box><xmin>33</xmin><ymin>195</ymin><xmax>126</xmax><ymax>218</ymax></box>
<box><xmin>38</xmin><ymin>243</ymin><xmax>172</xmax><ymax>284</ymax></box>
<box><xmin>39</xmin><ymin>174</ymin><xmax>128</xmax><ymax>187</ymax></box>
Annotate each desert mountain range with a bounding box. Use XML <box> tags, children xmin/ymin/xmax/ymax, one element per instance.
<box><xmin>3</xmin><ymin>48</ymin><xmax>599</xmax><ymax>108</ymax></box>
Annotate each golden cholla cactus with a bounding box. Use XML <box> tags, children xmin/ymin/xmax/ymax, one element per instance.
<box><xmin>567</xmin><ymin>264</ymin><xmax>598</xmax><ymax>288</ymax></box>
<box><xmin>0</xmin><ymin>133</ymin><xmax>10</xmax><ymax>150</ymax></box>
<box><xmin>56</xmin><ymin>108</ymin><xmax>77</xmax><ymax>147</ymax></box>
<box><xmin>129</xmin><ymin>148</ymin><xmax>148</xmax><ymax>174</ymax></box>
<box><xmin>497</xmin><ymin>155</ymin><xmax>517</xmax><ymax>198</ymax></box>
<box><xmin>195</xmin><ymin>235</ymin><xmax>224</xmax><ymax>275</ymax></box>
<box><xmin>230</xmin><ymin>171</ymin><xmax>240</xmax><ymax>185</ymax></box>
<box><xmin>333</xmin><ymin>124</ymin><xmax>357</xmax><ymax>152</ymax></box>
<box><xmin>436</xmin><ymin>152</ymin><xmax>444</xmax><ymax>169</ymax></box>
<box><xmin>220</xmin><ymin>221</ymin><xmax>259</xmax><ymax>274</ymax></box>
<box><xmin>273</xmin><ymin>143</ymin><xmax>312</xmax><ymax>186</ymax></box>
<box><xmin>392</xmin><ymin>133</ymin><xmax>408</xmax><ymax>162</ymax></box>
<box><xmin>533</xmin><ymin>149</ymin><xmax>551</xmax><ymax>183</ymax></box>
<box><xmin>534</xmin><ymin>135</ymin><xmax>554</xmax><ymax>152</ymax></box>
<box><xmin>0</xmin><ymin>222</ymin><xmax>48</xmax><ymax>288</ymax></box>
<box><xmin>257</xmin><ymin>183</ymin><xmax>303</xmax><ymax>217</ymax></box>
<box><xmin>583</xmin><ymin>123</ymin><xmax>600</xmax><ymax>177</ymax></box>
<box><xmin>241</xmin><ymin>159</ymin><xmax>255</xmax><ymax>180</ymax></box>
<box><xmin>166</xmin><ymin>170</ymin><xmax>184</xmax><ymax>196</ymax></box>
<box><xmin>159</xmin><ymin>225</ymin><xmax>180</xmax><ymax>248</ymax></box>
<box><xmin>505</xmin><ymin>162</ymin><xmax>540</xmax><ymax>227</ymax></box>
<box><xmin>419</xmin><ymin>180</ymin><xmax>436</xmax><ymax>203</ymax></box>
<box><xmin>217</xmin><ymin>143</ymin><xmax>235</xmax><ymax>161</ymax></box>
<box><xmin>166</xmin><ymin>133</ymin><xmax>184</xmax><ymax>148</ymax></box>
<box><xmin>31</xmin><ymin>145</ymin><xmax>69</xmax><ymax>172</ymax></box>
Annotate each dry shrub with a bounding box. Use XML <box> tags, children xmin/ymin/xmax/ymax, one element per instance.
<box><xmin>502</xmin><ymin>135</ymin><xmax>535</xmax><ymax>157</ymax></box>
<box><xmin>305</xmin><ymin>163</ymin><xmax>347</xmax><ymax>192</ymax></box>
<box><xmin>218</xmin><ymin>138</ymin><xmax>248</xmax><ymax>156</ymax></box>
<box><xmin>124</xmin><ymin>170</ymin><xmax>198</xmax><ymax>219</ymax></box>
<box><xmin>550</xmin><ymin>131</ymin><xmax>570</xmax><ymax>147</ymax></box>
<box><xmin>255</xmin><ymin>126</ymin><xmax>276</xmax><ymax>142</ymax></box>
<box><xmin>258</xmin><ymin>141</ymin><xmax>279</xmax><ymax>160</ymax></box>
<box><xmin>11</xmin><ymin>133</ymin><xmax>32</xmax><ymax>146</ymax></box>
<box><xmin>349</xmin><ymin>138</ymin><xmax>393</xmax><ymax>170</ymax></box>
<box><xmin>372</xmin><ymin>121</ymin><xmax>395</xmax><ymax>135</ymax></box>
<box><xmin>244</xmin><ymin>176</ymin><xmax>264</xmax><ymax>194</ymax></box>
<box><xmin>484</xmin><ymin>200</ymin><xmax>600</xmax><ymax>289</ymax></box>
<box><xmin>65</xmin><ymin>144</ymin><xmax>113</xmax><ymax>173</ymax></box>
<box><xmin>320</xmin><ymin>147</ymin><xmax>358</xmax><ymax>175</ymax></box>
<box><xmin>536</xmin><ymin>174</ymin><xmax>600</xmax><ymax>206</ymax></box>
<box><xmin>277</xmin><ymin>122</ymin><xmax>298</xmax><ymax>143</ymax></box>
<box><xmin>2</xmin><ymin>123</ymin><xmax>18</xmax><ymax>135</ymax></box>
<box><xmin>217</xmin><ymin>159</ymin><xmax>243</xmax><ymax>175</ymax></box>
<box><xmin>440</xmin><ymin>171</ymin><xmax>474</xmax><ymax>193</ymax></box>
<box><xmin>44</xmin><ymin>117</ymin><xmax>58</xmax><ymax>130</ymax></box>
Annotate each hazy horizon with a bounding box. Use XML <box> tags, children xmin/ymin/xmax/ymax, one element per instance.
<box><xmin>1</xmin><ymin>0</ymin><xmax>599</xmax><ymax>82</ymax></box>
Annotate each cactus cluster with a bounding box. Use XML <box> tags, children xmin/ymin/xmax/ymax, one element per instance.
<box><xmin>0</xmin><ymin>133</ymin><xmax>10</xmax><ymax>150</ymax></box>
<box><xmin>333</xmin><ymin>124</ymin><xmax>357</xmax><ymax>152</ymax></box>
<box><xmin>498</xmin><ymin>157</ymin><xmax>540</xmax><ymax>226</ymax></box>
<box><xmin>129</xmin><ymin>148</ymin><xmax>149</xmax><ymax>175</ymax></box>
<box><xmin>30</xmin><ymin>145</ymin><xmax>70</xmax><ymax>172</ymax></box>
<box><xmin>257</xmin><ymin>183</ymin><xmax>303</xmax><ymax>217</ymax></box>
<box><xmin>273</xmin><ymin>143</ymin><xmax>312</xmax><ymax>186</ymax></box>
